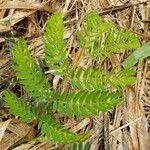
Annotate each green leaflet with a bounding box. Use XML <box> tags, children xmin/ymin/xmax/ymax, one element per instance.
<box><xmin>12</xmin><ymin>38</ymin><xmax>51</xmax><ymax>101</ymax></box>
<box><xmin>77</xmin><ymin>11</ymin><xmax>140</xmax><ymax>59</ymax></box>
<box><xmin>44</xmin><ymin>12</ymin><xmax>68</xmax><ymax>75</ymax></box>
<box><xmin>39</xmin><ymin>115</ymin><xmax>91</xmax><ymax>144</ymax></box>
<box><xmin>52</xmin><ymin>91</ymin><xmax>122</xmax><ymax>117</ymax></box>
<box><xmin>77</xmin><ymin>12</ymin><xmax>113</xmax><ymax>59</ymax></box>
<box><xmin>122</xmin><ymin>42</ymin><xmax>150</xmax><ymax>69</ymax></box>
<box><xmin>3</xmin><ymin>90</ymin><xmax>36</xmax><ymax>122</ymax></box>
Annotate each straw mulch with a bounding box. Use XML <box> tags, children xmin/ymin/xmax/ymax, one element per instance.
<box><xmin>0</xmin><ymin>0</ymin><xmax>150</xmax><ymax>149</ymax></box>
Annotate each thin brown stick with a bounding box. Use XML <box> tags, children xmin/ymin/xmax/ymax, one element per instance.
<box><xmin>110</xmin><ymin>117</ymin><xmax>142</xmax><ymax>135</ymax></box>
<box><xmin>98</xmin><ymin>1</ymin><xmax>149</xmax><ymax>15</ymax></box>
<box><xmin>103</xmin><ymin>112</ymin><xmax>110</xmax><ymax>150</ymax></box>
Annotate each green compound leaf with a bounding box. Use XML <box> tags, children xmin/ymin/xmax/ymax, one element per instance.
<box><xmin>39</xmin><ymin>115</ymin><xmax>90</xmax><ymax>144</ymax></box>
<box><xmin>77</xmin><ymin>11</ymin><xmax>140</xmax><ymax>59</ymax></box>
<box><xmin>44</xmin><ymin>12</ymin><xmax>68</xmax><ymax>75</ymax></box>
<box><xmin>52</xmin><ymin>91</ymin><xmax>122</xmax><ymax>117</ymax></box>
<box><xmin>70</xmin><ymin>67</ymin><xmax>136</xmax><ymax>91</ymax></box>
<box><xmin>77</xmin><ymin>11</ymin><xmax>113</xmax><ymax>59</ymax></box>
<box><xmin>3</xmin><ymin>90</ymin><xmax>36</xmax><ymax>122</ymax></box>
<box><xmin>3</xmin><ymin>11</ymin><xmax>140</xmax><ymax>146</ymax></box>
<box><xmin>12</xmin><ymin>38</ymin><xmax>51</xmax><ymax>102</ymax></box>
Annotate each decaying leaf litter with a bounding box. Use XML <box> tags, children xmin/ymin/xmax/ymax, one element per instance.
<box><xmin>0</xmin><ymin>0</ymin><xmax>150</xmax><ymax>149</ymax></box>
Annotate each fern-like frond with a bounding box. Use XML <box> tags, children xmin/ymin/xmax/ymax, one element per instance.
<box><xmin>77</xmin><ymin>11</ymin><xmax>113</xmax><ymax>59</ymax></box>
<box><xmin>77</xmin><ymin>12</ymin><xmax>140</xmax><ymax>59</ymax></box>
<box><xmin>12</xmin><ymin>38</ymin><xmax>50</xmax><ymax>101</ymax></box>
<box><xmin>52</xmin><ymin>91</ymin><xmax>122</xmax><ymax>117</ymax></box>
<box><xmin>3</xmin><ymin>90</ymin><xmax>36</xmax><ymax>122</ymax></box>
<box><xmin>70</xmin><ymin>67</ymin><xmax>103</xmax><ymax>91</ymax></box>
<box><xmin>39</xmin><ymin>115</ymin><xmax>90</xmax><ymax>144</ymax></box>
<box><xmin>104</xmin><ymin>68</ymin><xmax>136</xmax><ymax>89</ymax></box>
<box><xmin>70</xmin><ymin>67</ymin><xmax>135</xmax><ymax>91</ymax></box>
<box><xmin>103</xmin><ymin>29</ymin><xmax>140</xmax><ymax>53</ymax></box>
<box><xmin>44</xmin><ymin>12</ymin><xmax>68</xmax><ymax>75</ymax></box>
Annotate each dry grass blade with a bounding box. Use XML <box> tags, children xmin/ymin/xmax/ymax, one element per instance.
<box><xmin>0</xmin><ymin>0</ymin><xmax>53</xmax><ymax>13</ymax></box>
<box><xmin>0</xmin><ymin>10</ymin><xmax>36</xmax><ymax>32</ymax></box>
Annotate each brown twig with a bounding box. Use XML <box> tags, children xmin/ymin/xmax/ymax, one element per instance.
<box><xmin>103</xmin><ymin>112</ymin><xmax>110</xmax><ymax>150</ymax></box>
<box><xmin>99</xmin><ymin>1</ymin><xmax>149</xmax><ymax>15</ymax></box>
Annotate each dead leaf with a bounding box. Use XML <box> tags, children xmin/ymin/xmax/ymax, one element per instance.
<box><xmin>0</xmin><ymin>119</ymin><xmax>36</xmax><ymax>150</ymax></box>
<box><xmin>0</xmin><ymin>0</ymin><xmax>53</xmax><ymax>13</ymax></box>
<box><xmin>0</xmin><ymin>119</ymin><xmax>11</xmax><ymax>141</ymax></box>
